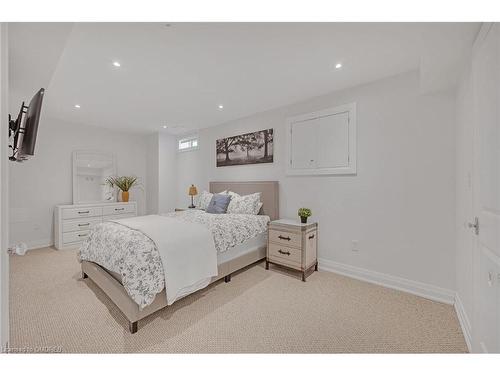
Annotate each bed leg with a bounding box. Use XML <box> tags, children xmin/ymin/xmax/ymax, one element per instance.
<box><xmin>224</xmin><ymin>274</ymin><xmax>231</xmax><ymax>283</ymax></box>
<box><xmin>315</xmin><ymin>262</ymin><xmax>318</xmax><ymax>271</ymax></box>
<box><xmin>129</xmin><ymin>321</ymin><xmax>138</xmax><ymax>334</ymax></box>
<box><xmin>82</xmin><ymin>272</ymin><xmax>88</xmax><ymax>279</ymax></box>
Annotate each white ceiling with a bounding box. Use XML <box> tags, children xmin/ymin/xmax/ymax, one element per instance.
<box><xmin>8</xmin><ymin>22</ymin><xmax>480</xmax><ymax>134</ymax></box>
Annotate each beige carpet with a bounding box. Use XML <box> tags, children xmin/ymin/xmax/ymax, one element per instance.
<box><xmin>9</xmin><ymin>247</ymin><xmax>467</xmax><ymax>353</ymax></box>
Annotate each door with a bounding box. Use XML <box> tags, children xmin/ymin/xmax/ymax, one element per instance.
<box><xmin>472</xmin><ymin>23</ymin><xmax>500</xmax><ymax>353</ymax></box>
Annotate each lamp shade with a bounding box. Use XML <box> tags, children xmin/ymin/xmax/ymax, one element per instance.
<box><xmin>188</xmin><ymin>184</ymin><xmax>198</xmax><ymax>196</ymax></box>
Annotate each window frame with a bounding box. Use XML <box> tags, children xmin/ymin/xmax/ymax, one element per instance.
<box><xmin>286</xmin><ymin>102</ymin><xmax>357</xmax><ymax>176</ymax></box>
<box><xmin>177</xmin><ymin>135</ymin><xmax>199</xmax><ymax>153</ymax></box>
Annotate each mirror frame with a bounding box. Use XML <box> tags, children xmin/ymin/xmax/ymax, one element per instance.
<box><xmin>72</xmin><ymin>150</ymin><xmax>117</xmax><ymax>204</ymax></box>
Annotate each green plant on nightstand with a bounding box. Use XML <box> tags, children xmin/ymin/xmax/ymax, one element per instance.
<box><xmin>298</xmin><ymin>208</ymin><xmax>312</xmax><ymax>224</ymax></box>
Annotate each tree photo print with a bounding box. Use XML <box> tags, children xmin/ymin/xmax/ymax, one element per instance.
<box><xmin>216</xmin><ymin>128</ymin><xmax>274</xmax><ymax>167</ymax></box>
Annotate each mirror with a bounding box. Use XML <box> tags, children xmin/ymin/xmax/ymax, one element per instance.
<box><xmin>72</xmin><ymin>151</ymin><xmax>116</xmax><ymax>204</ymax></box>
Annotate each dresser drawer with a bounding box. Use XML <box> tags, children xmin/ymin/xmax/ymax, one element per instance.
<box><xmin>63</xmin><ymin>230</ymin><xmax>90</xmax><ymax>244</ymax></box>
<box><xmin>268</xmin><ymin>242</ymin><xmax>302</xmax><ymax>265</ymax></box>
<box><xmin>102</xmin><ymin>204</ymin><xmax>135</xmax><ymax>216</ymax></box>
<box><xmin>103</xmin><ymin>213</ymin><xmax>136</xmax><ymax>221</ymax></box>
<box><xmin>268</xmin><ymin>229</ymin><xmax>301</xmax><ymax>248</ymax></box>
<box><xmin>62</xmin><ymin>218</ymin><xmax>101</xmax><ymax>233</ymax></box>
<box><xmin>62</xmin><ymin>207</ymin><xmax>102</xmax><ymax>220</ymax></box>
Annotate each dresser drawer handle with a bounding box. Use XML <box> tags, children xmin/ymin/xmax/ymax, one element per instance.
<box><xmin>78</xmin><ymin>211</ymin><xmax>90</xmax><ymax>214</ymax></box>
<box><xmin>78</xmin><ymin>234</ymin><xmax>88</xmax><ymax>237</ymax></box>
<box><xmin>115</xmin><ymin>208</ymin><xmax>125</xmax><ymax>211</ymax></box>
<box><xmin>278</xmin><ymin>249</ymin><xmax>291</xmax><ymax>256</ymax></box>
<box><xmin>78</xmin><ymin>223</ymin><xmax>90</xmax><ymax>227</ymax></box>
<box><xmin>278</xmin><ymin>235</ymin><xmax>291</xmax><ymax>241</ymax></box>
<box><xmin>308</xmin><ymin>234</ymin><xmax>315</xmax><ymax>239</ymax></box>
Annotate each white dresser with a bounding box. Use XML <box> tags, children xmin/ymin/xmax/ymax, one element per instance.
<box><xmin>54</xmin><ymin>202</ymin><xmax>137</xmax><ymax>250</ymax></box>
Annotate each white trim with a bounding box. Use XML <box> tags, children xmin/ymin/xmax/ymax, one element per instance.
<box><xmin>454</xmin><ymin>292</ymin><xmax>472</xmax><ymax>352</ymax></box>
<box><xmin>9</xmin><ymin>239</ymin><xmax>53</xmax><ymax>251</ymax></box>
<box><xmin>286</xmin><ymin>102</ymin><xmax>357</xmax><ymax>176</ymax></box>
<box><xmin>318</xmin><ymin>258</ymin><xmax>455</xmax><ymax>305</ymax></box>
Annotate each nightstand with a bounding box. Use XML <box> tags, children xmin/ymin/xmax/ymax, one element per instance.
<box><xmin>266</xmin><ymin>219</ymin><xmax>318</xmax><ymax>281</ymax></box>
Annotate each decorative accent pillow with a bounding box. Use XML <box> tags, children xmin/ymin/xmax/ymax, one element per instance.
<box><xmin>198</xmin><ymin>191</ymin><xmax>213</xmax><ymax>210</ymax></box>
<box><xmin>206</xmin><ymin>194</ymin><xmax>232</xmax><ymax>214</ymax></box>
<box><xmin>227</xmin><ymin>192</ymin><xmax>262</xmax><ymax>215</ymax></box>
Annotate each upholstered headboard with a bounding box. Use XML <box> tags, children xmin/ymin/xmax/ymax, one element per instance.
<box><xmin>209</xmin><ymin>181</ymin><xmax>279</xmax><ymax>221</ymax></box>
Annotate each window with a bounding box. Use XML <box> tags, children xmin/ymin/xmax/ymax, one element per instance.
<box><xmin>178</xmin><ymin>136</ymin><xmax>199</xmax><ymax>152</ymax></box>
<box><xmin>286</xmin><ymin>103</ymin><xmax>356</xmax><ymax>175</ymax></box>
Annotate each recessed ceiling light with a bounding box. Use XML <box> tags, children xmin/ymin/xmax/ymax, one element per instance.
<box><xmin>218</xmin><ymin>105</ymin><xmax>224</xmax><ymax>110</ymax></box>
<box><xmin>335</xmin><ymin>63</ymin><xmax>342</xmax><ymax>69</ymax></box>
<box><xmin>163</xmin><ymin>125</ymin><xmax>167</xmax><ymax>129</ymax></box>
<box><xmin>74</xmin><ymin>104</ymin><xmax>81</xmax><ymax>108</ymax></box>
<box><xmin>113</xmin><ymin>61</ymin><xmax>121</xmax><ymax>67</ymax></box>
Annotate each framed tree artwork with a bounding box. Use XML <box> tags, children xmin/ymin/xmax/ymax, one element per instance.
<box><xmin>216</xmin><ymin>128</ymin><xmax>274</xmax><ymax>167</ymax></box>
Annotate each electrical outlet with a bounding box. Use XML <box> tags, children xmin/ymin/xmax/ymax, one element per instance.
<box><xmin>351</xmin><ymin>240</ymin><xmax>359</xmax><ymax>252</ymax></box>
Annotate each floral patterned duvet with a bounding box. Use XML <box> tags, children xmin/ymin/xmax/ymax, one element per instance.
<box><xmin>78</xmin><ymin>210</ymin><xmax>270</xmax><ymax>308</ymax></box>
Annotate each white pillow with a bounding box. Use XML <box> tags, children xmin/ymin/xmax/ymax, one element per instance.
<box><xmin>198</xmin><ymin>191</ymin><xmax>213</xmax><ymax>210</ymax></box>
<box><xmin>227</xmin><ymin>192</ymin><xmax>262</xmax><ymax>215</ymax></box>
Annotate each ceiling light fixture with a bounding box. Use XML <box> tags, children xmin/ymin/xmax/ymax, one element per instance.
<box><xmin>74</xmin><ymin>104</ymin><xmax>81</xmax><ymax>108</ymax></box>
<box><xmin>163</xmin><ymin>125</ymin><xmax>167</xmax><ymax>129</ymax></box>
<box><xmin>335</xmin><ymin>63</ymin><xmax>342</xmax><ymax>69</ymax></box>
<box><xmin>218</xmin><ymin>105</ymin><xmax>224</xmax><ymax>110</ymax></box>
<box><xmin>113</xmin><ymin>61</ymin><xmax>121</xmax><ymax>67</ymax></box>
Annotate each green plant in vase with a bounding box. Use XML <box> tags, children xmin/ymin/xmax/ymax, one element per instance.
<box><xmin>105</xmin><ymin>176</ymin><xmax>140</xmax><ymax>202</ymax></box>
<box><xmin>298</xmin><ymin>208</ymin><xmax>312</xmax><ymax>224</ymax></box>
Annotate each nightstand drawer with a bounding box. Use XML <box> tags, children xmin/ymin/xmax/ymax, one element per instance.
<box><xmin>268</xmin><ymin>229</ymin><xmax>301</xmax><ymax>248</ymax></box>
<box><xmin>268</xmin><ymin>242</ymin><xmax>302</xmax><ymax>264</ymax></box>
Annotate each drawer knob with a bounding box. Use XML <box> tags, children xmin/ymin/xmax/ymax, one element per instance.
<box><xmin>78</xmin><ymin>234</ymin><xmax>88</xmax><ymax>237</ymax></box>
<box><xmin>78</xmin><ymin>211</ymin><xmax>90</xmax><ymax>214</ymax></box>
<box><xmin>278</xmin><ymin>235</ymin><xmax>291</xmax><ymax>241</ymax></box>
<box><xmin>278</xmin><ymin>249</ymin><xmax>291</xmax><ymax>256</ymax></box>
<box><xmin>308</xmin><ymin>234</ymin><xmax>315</xmax><ymax>239</ymax></box>
<box><xmin>78</xmin><ymin>223</ymin><xmax>90</xmax><ymax>227</ymax></box>
<box><xmin>115</xmin><ymin>208</ymin><xmax>125</xmax><ymax>211</ymax></box>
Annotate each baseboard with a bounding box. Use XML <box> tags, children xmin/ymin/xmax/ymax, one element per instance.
<box><xmin>318</xmin><ymin>258</ymin><xmax>455</xmax><ymax>305</ymax></box>
<box><xmin>454</xmin><ymin>292</ymin><xmax>472</xmax><ymax>352</ymax></box>
<box><xmin>9</xmin><ymin>239</ymin><xmax>54</xmax><ymax>251</ymax></box>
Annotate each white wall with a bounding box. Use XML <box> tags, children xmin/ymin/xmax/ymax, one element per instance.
<box><xmin>146</xmin><ymin>133</ymin><xmax>159</xmax><ymax>214</ymax></box>
<box><xmin>176</xmin><ymin>71</ymin><xmax>457</xmax><ymax>291</ymax></box>
<box><xmin>0</xmin><ymin>22</ymin><xmax>10</xmax><ymax>348</ymax></box>
<box><xmin>455</xmin><ymin>63</ymin><xmax>475</xmax><ymax>327</ymax></box>
<box><xmin>9</xmin><ymin>117</ymin><xmax>149</xmax><ymax>249</ymax></box>
<box><xmin>158</xmin><ymin>133</ymin><xmax>177</xmax><ymax>214</ymax></box>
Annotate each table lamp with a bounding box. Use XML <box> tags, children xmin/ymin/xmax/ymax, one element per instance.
<box><xmin>188</xmin><ymin>184</ymin><xmax>198</xmax><ymax>208</ymax></box>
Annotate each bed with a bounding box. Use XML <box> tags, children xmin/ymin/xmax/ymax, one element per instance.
<box><xmin>79</xmin><ymin>181</ymin><xmax>279</xmax><ymax>333</ymax></box>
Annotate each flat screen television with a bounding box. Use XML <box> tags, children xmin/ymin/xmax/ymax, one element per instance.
<box><xmin>9</xmin><ymin>88</ymin><xmax>45</xmax><ymax>161</ymax></box>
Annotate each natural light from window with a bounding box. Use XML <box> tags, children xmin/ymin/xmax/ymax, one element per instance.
<box><xmin>178</xmin><ymin>136</ymin><xmax>199</xmax><ymax>152</ymax></box>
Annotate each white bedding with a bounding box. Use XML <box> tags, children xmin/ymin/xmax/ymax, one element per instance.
<box><xmin>78</xmin><ymin>210</ymin><xmax>270</xmax><ymax>309</ymax></box>
<box><xmin>111</xmin><ymin>215</ymin><xmax>218</xmax><ymax>305</ymax></box>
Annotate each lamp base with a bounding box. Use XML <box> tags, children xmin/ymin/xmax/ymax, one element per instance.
<box><xmin>188</xmin><ymin>204</ymin><xmax>195</xmax><ymax>209</ymax></box>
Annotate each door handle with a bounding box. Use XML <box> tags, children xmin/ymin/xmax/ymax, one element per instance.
<box><xmin>468</xmin><ymin>217</ymin><xmax>479</xmax><ymax>235</ymax></box>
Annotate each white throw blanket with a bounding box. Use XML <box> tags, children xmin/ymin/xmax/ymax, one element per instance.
<box><xmin>112</xmin><ymin>215</ymin><xmax>218</xmax><ymax>305</ymax></box>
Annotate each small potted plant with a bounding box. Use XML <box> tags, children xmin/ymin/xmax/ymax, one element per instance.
<box><xmin>298</xmin><ymin>208</ymin><xmax>312</xmax><ymax>224</ymax></box>
<box><xmin>105</xmin><ymin>176</ymin><xmax>140</xmax><ymax>203</ymax></box>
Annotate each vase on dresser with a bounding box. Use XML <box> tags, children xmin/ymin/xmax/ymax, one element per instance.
<box><xmin>122</xmin><ymin>191</ymin><xmax>129</xmax><ymax>202</ymax></box>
